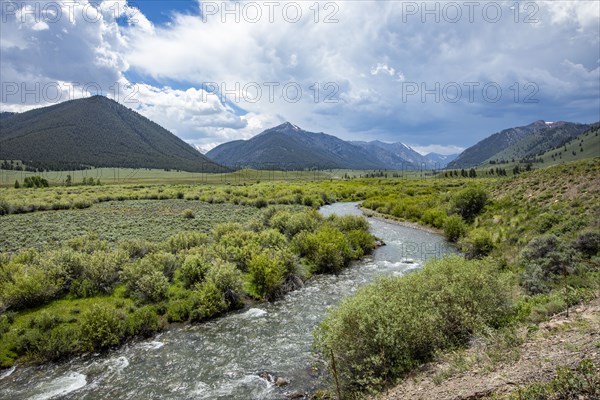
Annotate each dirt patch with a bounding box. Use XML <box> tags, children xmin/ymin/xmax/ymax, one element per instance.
<box><xmin>374</xmin><ymin>298</ymin><xmax>600</xmax><ymax>400</ymax></box>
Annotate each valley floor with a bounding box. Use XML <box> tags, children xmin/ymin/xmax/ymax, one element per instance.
<box><xmin>374</xmin><ymin>297</ymin><xmax>600</xmax><ymax>400</ymax></box>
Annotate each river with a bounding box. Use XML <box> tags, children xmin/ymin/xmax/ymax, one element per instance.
<box><xmin>0</xmin><ymin>202</ymin><xmax>454</xmax><ymax>399</ymax></box>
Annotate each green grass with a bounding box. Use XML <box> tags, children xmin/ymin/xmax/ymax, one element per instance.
<box><xmin>0</xmin><ymin>200</ymin><xmax>294</xmax><ymax>252</ymax></box>
<box><xmin>0</xmin><ymin>167</ymin><xmax>434</xmax><ymax>187</ymax></box>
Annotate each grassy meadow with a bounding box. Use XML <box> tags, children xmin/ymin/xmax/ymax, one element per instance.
<box><xmin>0</xmin><ymin>158</ymin><xmax>598</xmax><ymax>399</ymax></box>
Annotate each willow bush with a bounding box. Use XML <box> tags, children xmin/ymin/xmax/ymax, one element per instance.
<box><xmin>315</xmin><ymin>255</ymin><xmax>511</xmax><ymax>395</ymax></box>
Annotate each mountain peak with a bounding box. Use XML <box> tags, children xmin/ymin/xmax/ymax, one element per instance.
<box><xmin>274</xmin><ymin>121</ymin><xmax>302</xmax><ymax>131</ymax></box>
<box><xmin>207</xmin><ymin>123</ymin><xmax>388</xmax><ymax>170</ymax></box>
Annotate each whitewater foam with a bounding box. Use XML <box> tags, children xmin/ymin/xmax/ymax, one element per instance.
<box><xmin>30</xmin><ymin>372</ymin><xmax>86</xmax><ymax>400</ymax></box>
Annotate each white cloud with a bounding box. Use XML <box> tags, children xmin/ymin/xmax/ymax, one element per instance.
<box><xmin>370</xmin><ymin>63</ymin><xmax>396</xmax><ymax>76</ymax></box>
<box><xmin>1</xmin><ymin>0</ymin><xmax>598</xmax><ymax>148</ymax></box>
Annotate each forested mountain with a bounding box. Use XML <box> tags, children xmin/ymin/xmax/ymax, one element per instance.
<box><xmin>0</xmin><ymin>96</ymin><xmax>223</xmax><ymax>172</ymax></box>
<box><xmin>448</xmin><ymin>120</ymin><xmax>595</xmax><ymax>168</ymax></box>
<box><xmin>206</xmin><ymin>122</ymin><xmax>389</xmax><ymax>170</ymax></box>
<box><xmin>0</xmin><ymin>112</ymin><xmax>16</xmax><ymax>120</ymax></box>
<box><xmin>484</xmin><ymin>122</ymin><xmax>594</xmax><ymax>164</ymax></box>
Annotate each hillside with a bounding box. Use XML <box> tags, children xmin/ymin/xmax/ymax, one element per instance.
<box><xmin>448</xmin><ymin>120</ymin><xmax>548</xmax><ymax>168</ymax></box>
<box><xmin>535</xmin><ymin>125</ymin><xmax>600</xmax><ymax>164</ymax></box>
<box><xmin>485</xmin><ymin>121</ymin><xmax>593</xmax><ymax>163</ymax></box>
<box><xmin>447</xmin><ymin>120</ymin><xmax>596</xmax><ymax>168</ymax></box>
<box><xmin>0</xmin><ymin>96</ymin><xmax>223</xmax><ymax>172</ymax></box>
<box><xmin>0</xmin><ymin>112</ymin><xmax>16</xmax><ymax>121</ymax></box>
<box><xmin>206</xmin><ymin>122</ymin><xmax>389</xmax><ymax>170</ymax></box>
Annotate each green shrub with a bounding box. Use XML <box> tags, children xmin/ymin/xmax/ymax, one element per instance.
<box><xmin>121</xmin><ymin>259</ymin><xmax>169</xmax><ymax>303</ymax></box>
<box><xmin>163</xmin><ymin>231</ymin><xmax>209</xmax><ymax>253</ymax></box>
<box><xmin>79</xmin><ymin>304</ymin><xmax>126</xmax><ymax>351</ymax></box>
<box><xmin>520</xmin><ymin>235</ymin><xmax>576</xmax><ymax>295</ymax></box>
<box><xmin>421</xmin><ymin>208</ymin><xmax>448</xmax><ymax>228</ymax></box>
<box><xmin>23</xmin><ymin>176</ymin><xmax>49</xmax><ymax>188</ymax></box>
<box><xmin>206</xmin><ymin>259</ymin><xmax>243</xmax><ymax>306</ymax></box>
<box><xmin>166</xmin><ymin>299</ymin><xmax>192</xmax><ymax>322</ymax></box>
<box><xmin>315</xmin><ymin>255</ymin><xmax>511</xmax><ymax>395</ymax></box>
<box><xmin>345</xmin><ymin>229</ymin><xmax>376</xmax><ymax>258</ymax></box>
<box><xmin>257</xmin><ymin>229</ymin><xmax>287</xmax><ymax>249</ymax></box>
<box><xmin>126</xmin><ymin>306</ymin><xmax>163</xmax><ymax>337</ymax></box>
<box><xmin>294</xmin><ymin>225</ymin><xmax>352</xmax><ymax>274</ymax></box>
<box><xmin>254</xmin><ymin>198</ymin><xmax>268</xmax><ymax>208</ymax></box>
<box><xmin>13</xmin><ymin>323</ymin><xmax>81</xmax><ymax>362</ymax></box>
<box><xmin>38</xmin><ymin>324</ymin><xmax>81</xmax><ymax>361</ymax></box>
<box><xmin>571</xmin><ymin>230</ymin><xmax>600</xmax><ymax>257</ymax></box>
<box><xmin>119</xmin><ymin>239</ymin><xmax>156</xmax><ymax>259</ymax></box>
<box><xmin>70</xmin><ymin>250</ymin><xmax>128</xmax><ymax>296</ymax></box>
<box><xmin>461</xmin><ymin>228</ymin><xmax>495</xmax><ymax>259</ymax></box>
<box><xmin>328</xmin><ymin>214</ymin><xmax>370</xmax><ymax>232</ymax></box>
<box><xmin>46</xmin><ymin>248</ymin><xmax>85</xmax><ymax>284</ymax></box>
<box><xmin>0</xmin><ymin>263</ymin><xmax>62</xmax><ymax>310</ymax></box>
<box><xmin>189</xmin><ymin>280</ymin><xmax>227</xmax><ymax>321</ymax></box>
<box><xmin>0</xmin><ymin>199</ymin><xmax>11</xmax><ymax>215</ymax></box>
<box><xmin>450</xmin><ymin>186</ymin><xmax>488</xmax><ymax>221</ymax></box>
<box><xmin>536</xmin><ymin>212</ymin><xmax>560</xmax><ymax>233</ymax></box>
<box><xmin>182</xmin><ymin>209</ymin><xmax>195</xmax><ymax>219</ymax></box>
<box><xmin>211</xmin><ymin>222</ymin><xmax>244</xmax><ymax>241</ymax></box>
<box><xmin>246</xmin><ymin>249</ymin><xmax>293</xmax><ymax>300</ymax></box>
<box><xmin>180</xmin><ymin>254</ymin><xmax>211</xmax><ymax>289</ymax></box>
<box><xmin>144</xmin><ymin>251</ymin><xmax>180</xmax><ymax>281</ymax></box>
<box><xmin>28</xmin><ymin>311</ymin><xmax>63</xmax><ymax>331</ymax></box>
<box><xmin>443</xmin><ymin>215</ymin><xmax>466</xmax><ymax>242</ymax></box>
<box><xmin>269</xmin><ymin>210</ymin><xmax>323</xmax><ymax>237</ymax></box>
<box><xmin>509</xmin><ymin>359</ymin><xmax>599</xmax><ymax>400</ymax></box>
<box><xmin>66</xmin><ymin>234</ymin><xmax>109</xmax><ymax>254</ymax></box>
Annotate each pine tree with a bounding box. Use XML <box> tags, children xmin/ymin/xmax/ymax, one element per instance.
<box><xmin>14</xmin><ymin>180</ymin><xmax>20</xmax><ymax>189</ymax></box>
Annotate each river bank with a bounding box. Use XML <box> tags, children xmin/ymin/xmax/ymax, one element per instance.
<box><xmin>374</xmin><ymin>297</ymin><xmax>600</xmax><ymax>400</ymax></box>
<box><xmin>360</xmin><ymin>206</ymin><xmax>444</xmax><ymax>235</ymax></box>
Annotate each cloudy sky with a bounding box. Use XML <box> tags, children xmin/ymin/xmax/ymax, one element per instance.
<box><xmin>1</xmin><ymin>0</ymin><xmax>599</xmax><ymax>154</ymax></box>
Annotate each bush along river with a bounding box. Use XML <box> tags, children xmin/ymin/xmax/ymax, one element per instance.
<box><xmin>0</xmin><ymin>202</ymin><xmax>455</xmax><ymax>399</ymax></box>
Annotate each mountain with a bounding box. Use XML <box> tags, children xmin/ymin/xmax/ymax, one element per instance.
<box><xmin>448</xmin><ymin>120</ymin><xmax>548</xmax><ymax>168</ymax></box>
<box><xmin>0</xmin><ymin>96</ymin><xmax>223</xmax><ymax>172</ymax></box>
<box><xmin>483</xmin><ymin>121</ymin><xmax>593</xmax><ymax>164</ymax></box>
<box><xmin>534</xmin><ymin>124</ymin><xmax>599</xmax><ymax>165</ymax></box>
<box><xmin>0</xmin><ymin>112</ymin><xmax>16</xmax><ymax>120</ymax></box>
<box><xmin>448</xmin><ymin>120</ymin><xmax>593</xmax><ymax>168</ymax></box>
<box><xmin>350</xmin><ymin>140</ymin><xmax>433</xmax><ymax>169</ymax></box>
<box><xmin>206</xmin><ymin>122</ymin><xmax>389</xmax><ymax>170</ymax></box>
<box><xmin>425</xmin><ymin>152</ymin><xmax>458</xmax><ymax>168</ymax></box>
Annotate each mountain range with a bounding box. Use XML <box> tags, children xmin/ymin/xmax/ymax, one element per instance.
<box><xmin>1</xmin><ymin>96</ymin><xmax>595</xmax><ymax>173</ymax></box>
<box><xmin>448</xmin><ymin>120</ymin><xmax>594</xmax><ymax>168</ymax></box>
<box><xmin>0</xmin><ymin>96</ymin><xmax>223</xmax><ymax>172</ymax></box>
<box><xmin>206</xmin><ymin>123</ymin><xmax>456</xmax><ymax>170</ymax></box>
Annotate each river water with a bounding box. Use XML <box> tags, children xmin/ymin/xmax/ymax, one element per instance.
<box><xmin>0</xmin><ymin>202</ymin><xmax>454</xmax><ymax>399</ymax></box>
